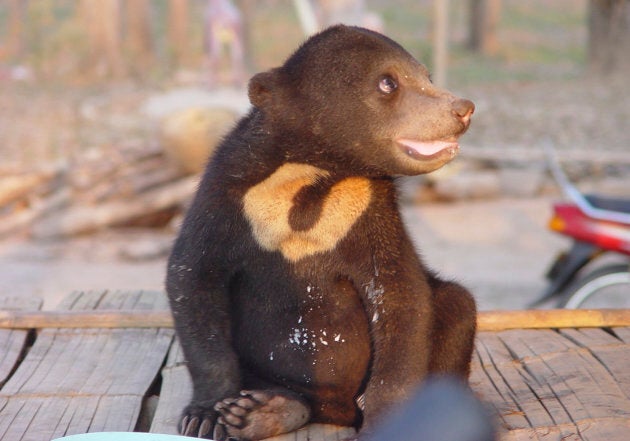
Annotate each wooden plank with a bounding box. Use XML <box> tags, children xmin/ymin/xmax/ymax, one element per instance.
<box><xmin>10</xmin><ymin>396</ymin><xmax>99</xmax><ymax>440</ymax></box>
<box><xmin>503</xmin><ymin>423</ymin><xmax>599</xmax><ymax>441</ymax></box>
<box><xmin>151</xmin><ymin>339</ymin><xmax>357</xmax><ymax>440</ymax></box>
<box><xmin>472</xmin><ymin>332</ymin><xmax>546</xmax><ymax>431</ymax></box>
<box><xmin>263</xmin><ymin>424</ymin><xmax>356</xmax><ymax>441</ymax></box>
<box><xmin>560</xmin><ymin>328</ymin><xmax>630</xmax><ymax>400</ymax></box>
<box><xmin>155</xmin><ymin>325</ymin><xmax>630</xmax><ymax>440</ymax></box>
<box><xmin>50</xmin><ymin>396</ymin><xmax>100</xmax><ymax>439</ymax></box>
<box><xmin>499</xmin><ymin>329</ymin><xmax>621</xmax><ymax>418</ymax></box>
<box><xmin>3</xmin><ymin>300</ymin><xmax>627</xmax><ymax>440</ymax></box>
<box><xmin>0</xmin><ymin>397</ymin><xmax>37</xmax><ymax>441</ymax></box>
<box><xmin>0</xmin><ymin>297</ymin><xmax>42</xmax><ymax>386</ymax></box>
<box><xmin>504</xmin><ymin>419</ymin><xmax>630</xmax><ymax>441</ymax></box>
<box><xmin>150</xmin><ymin>322</ymin><xmax>630</xmax><ymax>441</ymax></box>
<box><xmin>612</xmin><ymin>327</ymin><xmax>630</xmax><ymax>343</ymax></box>
<box><xmin>0</xmin><ymin>290</ymin><xmax>174</xmax><ymax>441</ymax></box>
<box><xmin>497</xmin><ymin>330</ymin><xmax>585</xmax><ymax>430</ymax></box>
<box><xmin>149</xmin><ymin>339</ymin><xmax>191</xmax><ymax>435</ymax></box>
<box><xmin>0</xmin><ymin>329</ymin><xmax>30</xmax><ymax>387</ymax></box>
<box><xmin>469</xmin><ymin>347</ymin><xmax>513</xmax><ymax>425</ymax></box>
<box><xmin>497</xmin><ymin>328</ymin><xmax>578</xmax><ymax>357</ymax></box>
<box><xmin>0</xmin><ymin>297</ymin><xmax>44</xmax><ymax>312</ymax></box>
<box><xmin>560</xmin><ymin>328</ymin><xmax>620</xmax><ymax>347</ymax></box>
<box><xmin>484</xmin><ymin>330</ymin><xmax>630</xmax><ymax>440</ymax></box>
<box><xmin>577</xmin><ymin>418</ymin><xmax>630</xmax><ymax>441</ymax></box>
<box><xmin>56</xmin><ymin>290</ymin><xmax>105</xmax><ymax>310</ymax></box>
<box><xmin>89</xmin><ymin>395</ymin><xmax>143</xmax><ymax>433</ymax></box>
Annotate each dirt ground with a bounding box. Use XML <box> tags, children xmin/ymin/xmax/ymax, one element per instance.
<box><xmin>0</xmin><ymin>195</ymin><xmax>569</xmax><ymax>311</ymax></box>
<box><xmin>1</xmin><ymin>71</ymin><xmax>629</xmax><ymax>311</ymax></box>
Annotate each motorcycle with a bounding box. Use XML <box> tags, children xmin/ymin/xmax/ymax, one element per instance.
<box><xmin>533</xmin><ymin>145</ymin><xmax>630</xmax><ymax>309</ymax></box>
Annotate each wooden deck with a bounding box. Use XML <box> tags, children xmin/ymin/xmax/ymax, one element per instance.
<box><xmin>0</xmin><ymin>290</ymin><xmax>628</xmax><ymax>440</ymax></box>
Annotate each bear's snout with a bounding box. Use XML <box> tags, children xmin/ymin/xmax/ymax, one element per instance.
<box><xmin>451</xmin><ymin>98</ymin><xmax>475</xmax><ymax>126</ymax></box>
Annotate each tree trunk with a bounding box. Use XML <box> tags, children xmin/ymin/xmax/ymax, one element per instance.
<box><xmin>588</xmin><ymin>0</ymin><xmax>630</xmax><ymax>75</ymax></box>
<box><xmin>79</xmin><ymin>0</ymin><xmax>125</xmax><ymax>77</ymax></box>
<box><xmin>168</xmin><ymin>0</ymin><xmax>189</xmax><ymax>66</ymax></box>
<box><xmin>125</xmin><ymin>0</ymin><xmax>153</xmax><ymax>74</ymax></box>
<box><xmin>4</xmin><ymin>0</ymin><xmax>27</xmax><ymax>60</ymax></box>
<box><xmin>468</xmin><ymin>0</ymin><xmax>501</xmax><ymax>55</ymax></box>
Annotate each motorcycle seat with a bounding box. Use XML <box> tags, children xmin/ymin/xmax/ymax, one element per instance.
<box><xmin>585</xmin><ymin>194</ymin><xmax>630</xmax><ymax>214</ymax></box>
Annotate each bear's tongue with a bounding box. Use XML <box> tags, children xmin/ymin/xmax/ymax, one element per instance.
<box><xmin>398</xmin><ymin>139</ymin><xmax>458</xmax><ymax>157</ymax></box>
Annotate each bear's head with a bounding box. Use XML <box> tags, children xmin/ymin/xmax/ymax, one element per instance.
<box><xmin>248</xmin><ymin>25</ymin><xmax>474</xmax><ymax>177</ymax></box>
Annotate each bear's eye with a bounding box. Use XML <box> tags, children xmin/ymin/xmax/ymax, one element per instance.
<box><xmin>378</xmin><ymin>75</ymin><xmax>398</xmax><ymax>94</ymax></box>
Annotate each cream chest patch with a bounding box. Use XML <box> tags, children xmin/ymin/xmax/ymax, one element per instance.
<box><xmin>243</xmin><ymin>163</ymin><xmax>372</xmax><ymax>262</ymax></box>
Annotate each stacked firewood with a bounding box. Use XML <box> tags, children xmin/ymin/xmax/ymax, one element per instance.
<box><xmin>0</xmin><ymin>142</ymin><xmax>199</xmax><ymax>240</ymax></box>
<box><xmin>1</xmin><ymin>106</ymin><xmax>237</xmax><ymax>240</ymax></box>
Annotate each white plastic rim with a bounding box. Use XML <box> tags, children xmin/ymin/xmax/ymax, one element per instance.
<box><xmin>564</xmin><ymin>270</ymin><xmax>630</xmax><ymax>309</ymax></box>
<box><xmin>54</xmin><ymin>433</ymin><xmax>199</xmax><ymax>441</ymax></box>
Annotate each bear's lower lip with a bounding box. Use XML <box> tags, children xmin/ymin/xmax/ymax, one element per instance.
<box><xmin>397</xmin><ymin>139</ymin><xmax>459</xmax><ymax>159</ymax></box>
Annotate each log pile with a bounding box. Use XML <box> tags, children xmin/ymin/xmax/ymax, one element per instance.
<box><xmin>0</xmin><ymin>142</ymin><xmax>199</xmax><ymax>239</ymax></box>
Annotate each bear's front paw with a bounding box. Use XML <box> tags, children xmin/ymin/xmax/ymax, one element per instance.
<box><xmin>180</xmin><ymin>402</ymin><xmax>219</xmax><ymax>439</ymax></box>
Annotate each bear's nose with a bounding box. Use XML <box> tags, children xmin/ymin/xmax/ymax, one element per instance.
<box><xmin>452</xmin><ymin>98</ymin><xmax>475</xmax><ymax>123</ymax></box>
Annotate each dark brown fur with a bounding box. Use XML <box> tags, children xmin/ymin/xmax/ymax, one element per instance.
<box><xmin>167</xmin><ymin>25</ymin><xmax>476</xmax><ymax>440</ymax></box>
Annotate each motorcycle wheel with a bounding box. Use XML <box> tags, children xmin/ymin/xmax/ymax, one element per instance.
<box><xmin>560</xmin><ymin>263</ymin><xmax>630</xmax><ymax>309</ymax></box>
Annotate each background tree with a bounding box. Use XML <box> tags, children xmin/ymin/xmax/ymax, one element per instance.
<box><xmin>78</xmin><ymin>0</ymin><xmax>124</xmax><ymax>78</ymax></box>
<box><xmin>168</xmin><ymin>0</ymin><xmax>189</xmax><ymax>67</ymax></box>
<box><xmin>124</xmin><ymin>0</ymin><xmax>153</xmax><ymax>75</ymax></box>
<box><xmin>468</xmin><ymin>0</ymin><xmax>501</xmax><ymax>56</ymax></box>
<box><xmin>2</xmin><ymin>0</ymin><xmax>27</xmax><ymax>61</ymax></box>
<box><xmin>588</xmin><ymin>0</ymin><xmax>630</xmax><ymax>75</ymax></box>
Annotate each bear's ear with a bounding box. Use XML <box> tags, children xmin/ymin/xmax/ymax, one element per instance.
<box><xmin>248</xmin><ymin>69</ymin><xmax>280</xmax><ymax>109</ymax></box>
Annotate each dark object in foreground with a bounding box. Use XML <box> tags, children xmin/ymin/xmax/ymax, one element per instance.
<box><xmin>360</xmin><ymin>377</ymin><xmax>495</xmax><ymax>441</ymax></box>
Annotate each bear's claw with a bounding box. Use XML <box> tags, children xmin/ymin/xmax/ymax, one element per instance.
<box><xmin>179</xmin><ymin>402</ymin><xmax>218</xmax><ymax>439</ymax></box>
<box><xmin>181</xmin><ymin>414</ymin><xmax>213</xmax><ymax>438</ymax></box>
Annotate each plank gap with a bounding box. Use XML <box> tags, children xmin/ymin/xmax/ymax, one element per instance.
<box><xmin>0</xmin><ymin>329</ymin><xmax>36</xmax><ymax>390</ymax></box>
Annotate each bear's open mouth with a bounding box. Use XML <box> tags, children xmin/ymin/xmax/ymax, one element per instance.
<box><xmin>397</xmin><ymin>138</ymin><xmax>459</xmax><ymax>159</ymax></box>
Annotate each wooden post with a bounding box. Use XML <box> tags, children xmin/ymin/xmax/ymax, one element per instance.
<box><xmin>477</xmin><ymin>309</ymin><xmax>630</xmax><ymax>331</ymax></box>
<box><xmin>0</xmin><ymin>309</ymin><xmax>629</xmax><ymax>330</ymax></box>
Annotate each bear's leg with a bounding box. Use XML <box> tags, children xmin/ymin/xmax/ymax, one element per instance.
<box><xmin>427</xmin><ymin>274</ymin><xmax>477</xmax><ymax>378</ymax></box>
<box><xmin>213</xmin><ymin>389</ymin><xmax>311</xmax><ymax>441</ymax></box>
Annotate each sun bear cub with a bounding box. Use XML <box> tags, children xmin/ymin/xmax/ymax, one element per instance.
<box><xmin>167</xmin><ymin>25</ymin><xmax>476</xmax><ymax>440</ymax></box>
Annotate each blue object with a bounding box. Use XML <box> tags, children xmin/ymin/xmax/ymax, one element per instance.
<box><xmin>361</xmin><ymin>376</ymin><xmax>496</xmax><ymax>441</ymax></box>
